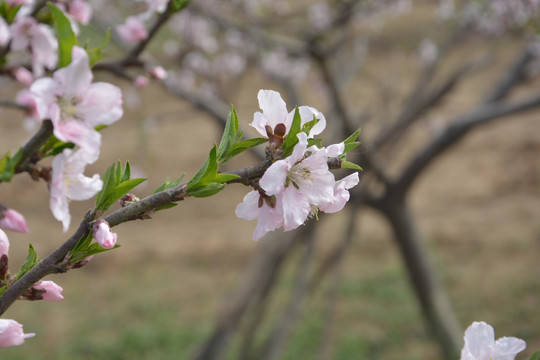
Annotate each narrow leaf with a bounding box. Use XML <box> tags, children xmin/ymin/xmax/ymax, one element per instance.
<box><xmin>528</xmin><ymin>350</ymin><xmax>540</xmax><ymax>360</ymax></box>
<box><xmin>341</xmin><ymin>160</ymin><xmax>363</xmax><ymax>171</ymax></box>
<box><xmin>187</xmin><ymin>145</ymin><xmax>218</xmax><ymax>188</ymax></box>
<box><xmin>214</xmin><ymin>173</ymin><xmax>240</xmax><ymax>183</ymax></box>
<box><xmin>344</xmin><ymin>128</ymin><xmax>362</xmax><ymax>144</ymax></box>
<box><xmin>220</xmin><ymin>138</ymin><xmax>267</xmax><ymax>163</ymax></box>
<box><xmin>343</xmin><ymin>141</ymin><xmax>361</xmax><ymax>154</ymax></box>
<box><xmin>187</xmin><ymin>183</ymin><xmax>225</xmax><ymax>197</ymax></box>
<box><xmin>15</xmin><ymin>244</ymin><xmax>39</xmax><ymax>279</ymax></box>
<box><xmin>48</xmin><ymin>3</ymin><xmax>78</xmax><ymax>68</ymax></box>
<box><xmin>217</xmin><ymin>105</ymin><xmax>238</xmax><ymax>162</ymax></box>
<box><xmin>281</xmin><ymin>107</ymin><xmax>302</xmax><ymax>157</ymax></box>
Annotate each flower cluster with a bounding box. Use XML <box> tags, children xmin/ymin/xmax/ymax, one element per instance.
<box><xmin>236</xmin><ymin>90</ymin><xmax>359</xmax><ymax>240</ymax></box>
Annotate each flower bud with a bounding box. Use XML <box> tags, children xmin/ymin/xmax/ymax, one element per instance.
<box><xmin>0</xmin><ymin>319</ymin><xmax>35</xmax><ymax>348</ymax></box>
<box><xmin>134</xmin><ymin>75</ymin><xmax>149</xmax><ymax>89</ymax></box>
<box><xmin>92</xmin><ymin>220</ymin><xmax>117</xmax><ymax>249</ymax></box>
<box><xmin>149</xmin><ymin>66</ymin><xmax>167</xmax><ymax>80</ymax></box>
<box><xmin>0</xmin><ymin>205</ymin><xmax>29</xmax><ymax>233</ymax></box>
<box><xmin>118</xmin><ymin>193</ymin><xmax>139</xmax><ymax>207</ymax></box>
<box><xmin>33</xmin><ymin>280</ymin><xmax>64</xmax><ymax>302</ymax></box>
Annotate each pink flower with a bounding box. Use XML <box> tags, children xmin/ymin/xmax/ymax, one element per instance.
<box><xmin>5</xmin><ymin>0</ymin><xmax>33</xmax><ymax>6</ymax></box>
<box><xmin>12</xmin><ymin>67</ymin><xmax>34</xmax><ymax>86</ymax></box>
<box><xmin>116</xmin><ymin>16</ymin><xmax>148</xmax><ymax>44</ymax></box>
<box><xmin>461</xmin><ymin>321</ymin><xmax>526</xmax><ymax>360</ymax></box>
<box><xmin>34</xmin><ymin>280</ymin><xmax>64</xmax><ymax>301</ymax></box>
<box><xmin>10</xmin><ymin>16</ymin><xmax>57</xmax><ymax>76</ymax></box>
<box><xmin>0</xmin><ymin>229</ymin><xmax>9</xmax><ymax>258</ymax></box>
<box><xmin>68</xmin><ymin>0</ymin><xmax>92</xmax><ymax>25</ymax></box>
<box><xmin>235</xmin><ymin>190</ymin><xmax>285</xmax><ymax>241</ymax></box>
<box><xmin>237</xmin><ymin>132</ymin><xmax>359</xmax><ymax>240</ymax></box>
<box><xmin>134</xmin><ymin>75</ymin><xmax>149</xmax><ymax>88</ymax></box>
<box><xmin>149</xmin><ymin>66</ymin><xmax>167</xmax><ymax>80</ymax></box>
<box><xmin>0</xmin><ymin>319</ymin><xmax>35</xmax><ymax>348</ymax></box>
<box><xmin>50</xmin><ymin>148</ymin><xmax>103</xmax><ymax>232</ymax></box>
<box><xmin>0</xmin><ymin>205</ymin><xmax>29</xmax><ymax>233</ymax></box>
<box><xmin>319</xmin><ymin>173</ymin><xmax>359</xmax><ymax>213</ymax></box>
<box><xmin>30</xmin><ymin>46</ymin><xmax>123</xmax><ymax>156</ymax></box>
<box><xmin>92</xmin><ymin>219</ymin><xmax>117</xmax><ymax>249</ymax></box>
<box><xmin>0</xmin><ymin>17</ymin><xmax>10</xmax><ymax>47</ymax></box>
<box><xmin>250</xmin><ymin>89</ymin><xmax>326</xmax><ymax>139</ymax></box>
<box><xmin>16</xmin><ymin>89</ymin><xmax>40</xmax><ymax>132</ymax></box>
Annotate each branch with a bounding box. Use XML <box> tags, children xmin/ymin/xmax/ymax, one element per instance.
<box><xmin>397</xmin><ymin>93</ymin><xmax>540</xmax><ymax>192</ymax></box>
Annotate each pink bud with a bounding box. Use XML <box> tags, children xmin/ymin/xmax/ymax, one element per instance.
<box><xmin>0</xmin><ymin>206</ymin><xmax>29</xmax><ymax>233</ymax></box>
<box><xmin>0</xmin><ymin>229</ymin><xmax>8</xmax><ymax>258</ymax></box>
<box><xmin>34</xmin><ymin>280</ymin><xmax>64</xmax><ymax>301</ymax></box>
<box><xmin>0</xmin><ymin>319</ymin><xmax>35</xmax><ymax>348</ymax></box>
<box><xmin>134</xmin><ymin>75</ymin><xmax>149</xmax><ymax>89</ymax></box>
<box><xmin>149</xmin><ymin>66</ymin><xmax>167</xmax><ymax>80</ymax></box>
<box><xmin>92</xmin><ymin>220</ymin><xmax>117</xmax><ymax>249</ymax></box>
<box><xmin>12</xmin><ymin>67</ymin><xmax>34</xmax><ymax>86</ymax></box>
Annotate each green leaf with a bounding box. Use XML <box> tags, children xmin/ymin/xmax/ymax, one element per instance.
<box><xmin>529</xmin><ymin>351</ymin><xmax>540</xmax><ymax>360</ymax></box>
<box><xmin>170</xmin><ymin>0</ymin><xmax>190</xmax><ymax>12</ymax></box>
<box><xmin>217</xmin><ymin>105</ymin><xmax>239</xmax><ymax>163</ymax></box>
<box><xmin>71</xmin><ymin>233</ymin><xmax>93</xmax><ymax>256</ymax></box>
<box><xmin>301</xmin><ymin>115</ymin><xmax>319</xmax><ymax>136</ymax></box>
<box><xmin>281</xmin><ymin>107</ymin><xmax>302</xmax><ymax>157</ymax></box>
<box><xmin>48</xmin><ymin>3</ymin><xmax>78</xmax><ymax>68</ymax></box>
<box><xmin>86</xmin><ymin>28</ymin><xmax>110</xmax><ymax>67</ymax></box>
<box><xmin>15</xmin><ymin>244</ymin><xmax>39</xmax><ymax>280</ymax></box>
<box><xmin>69</xmin><ymin>242</ymin><xmax>119</xmax><ymax>264</ymax></box>
<box><xmin>0</xmin><ymin>3</ymin><xmax>22</xmax><ymax>23</ymax></box>
<box><xmin>214</xmin><ymin>173</ymin><xmax>240</xmax><ymax>183</ymax></box>
<box><xmin>220</xmin><ymin>137</ymin><xmax>267</xmax><ymax>164</ymax></box>
<box><xmin>153</xmin><ymin>203</ymin><xmax>178</xmax><ymax>211</ymax></box>
<box><xmin>41</xmin><ymin>137</ymin><xmax>75</xmax><ymax>157</ymax></box>
<box><xmin>0</xmin><ymin>285</ymin><xmax>6</xmax><ymax>297</ymax></box>
<box><xmin>96</xmin><ymin>162</ymin><xmax>146</xmax><ymax>211</ymax></box>
<box><xmin>187</xmin><ymin>183</ymin><xmax>225</xmax><ymax>197</ymax></box>
<box><xmin>0</xmin><ymin>152</ymin><xmax>14</xmax><ymax>182</ymax></box>
<box><xmin>153</xmin><ymin>174</ymin><xmax>185</xmax><ymax>194</ymax></box>
<box><xmin>344</xmin><ymin>128</ymin><xmax>361</xmax><ymax>144</ymax></box>
<box><xmin>341</xmin><ymin>160</ymin><xmax>363</xmax><ymax>171</ymax></box>
<box><xmin>187</xmin><ymin>145</ymin><xmax>218</xmax><ymax>188</ymax></box>
<box><xmin>343</xmin><ymin>141</ymin><xmax>361</xmax><ymax>154</ymax></box>
<box><xmin>307</xmin><ymin>138</ymin><xmax>322</xmax><ymax>149</ymax></box>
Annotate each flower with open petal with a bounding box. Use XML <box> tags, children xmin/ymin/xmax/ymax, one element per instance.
<box><xmin>0</xmin><ymin>319</ymin><xmax>35</xmax><ymax>348</ymax></box>
<box><xmin>30</xmin><ymin>46</ymin><xmax>123</xmax><ymax>156</ymax></box>
<box><xmin>50</xmin><ymin>148</ymin><xmax>103</xmax><ymax>232</ymax></box>
<box><xmin>235</xmin><ymin>190</ymin><xmax>284</xmax><ymax>241</ymax></box>
<box><xmin>461</xmin><ymin>321</ymin><xmax>526</xmax><ymax>360</ymax></box>
<box><xmin>250</xmin><ymin>89</ymin><xmax>326</xmax><ymax>139</ymax></box>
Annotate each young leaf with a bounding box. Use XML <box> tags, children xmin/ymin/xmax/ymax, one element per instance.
<box><xmin>343</xmin><ymin>141</ymin><xmax>361</xmax><ymax>155</ymax></box>
<box><xmin>121</xmin><ymin>161</ymin><xmax>131</xmax><ymax>182</ymax></box>
<box><xmin>85</xmin><ymin>28</ymin><xmax>110</xmax><ymax>67</ymax></box>
<box><xmin>301</xmin><ymin>115</ymin><xmax>319</xmax><ymax>136</ymax></box>
<box><xmin>48</xmin><ymin>3</ymin><xmax>78</xmax><ymax>68</ymax></box>
<box><xmin>214</xmin><ymin>173</ymin><xmax>240</xmax><ymax>183</ymax></box>
<box><xmin>528</xmin><ymin>350</ymin><xmax>540</xmax><ymax>360</ymax></box>
<box><xmin>95</xmin><ymin>162</ymin><xmax>117</xmax><ymax>210</ymax></box>
<box><xmin>69</xmin><ymin>242</ymin><xmax>119</xmax><ymax>264</ymax></box>
<box><xmin>101</xmin><ymin>178</ymin><xmax>146</xmax><ymax>210</ymax></box>
<box><xmin>220</xmin><ymin>138</ymin><xmax>267</xmax><ymax>163</ymax></box>
<box><xmin>170</xmin><ymin>0</ymin><xmax>190</xmax><ymax>12</ymax></box>
<box><xmin>187</xmin><ymin>182</ymin><xmax>225</xmax><ymax>197</ymax></box>
<box><xmin>344</xmin><ymin>128</ymin><xmax>361</xmax><ymax>144</ymax></box>
<box><xmin>307</xmin><ymin>138</ymin><xmax>322</xmax><ymax>149</ymax></box>
<box><xmin>341</xmin><ymin>160</ymin><xmax>363</xmax><ymax>171</ymax></box>
<box><xmin>0</xmin><ymin>152</ymin><xmax>14</xmax><ymax>182</ymax></box>
<box><xmin>217</xmin><ymin>105</ymin><xmax>239</xmax><ymax>163</ymax></box>
<box><xmin>281</xmin><ymin>107</ymin><xmax>302</xmax><ymax>157</ymax></box>
<box><xmin>15</xmin><ymin>244</ymin><xmax>39</xmax><ymax>280</ymax></box>
<box><xmin>153</xmin><ymin>174</ymin><xmax>185</xmax><ymax>194</ymax></box>
<box><xmin>187</xmin><ymin>145</ymin><xmax>218</xmax><ymax>188</ymax></box>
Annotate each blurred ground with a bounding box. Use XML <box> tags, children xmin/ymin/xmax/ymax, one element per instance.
<box><xmin>1</xmin><ymin>10</ymin><xmax>540</xmax><ymax>360</ymax></box>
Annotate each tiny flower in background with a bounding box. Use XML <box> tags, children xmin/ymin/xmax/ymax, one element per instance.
<box><xmin>149</xmin><ymin>66</ymin><xmax>167</xmax><ymax>80</ymax></box>
<box><xmin>34</xmin><ymin>280</ymin><xmax>64</xmax><ymax>302</ymax></box>
<box><xmin>30</xmin><ymin>46</ymin><xmax>123</xmax><ymax>156</ymax></box>
<box><xmin>116</xmin><ymin>16</ymin><xmax>148</xmax><ymax>44</ymax></box>
<box><xmin>0</xmin><ymin>319</ymin><xmax>35</xmax><ymax>348</ymax></box>
<box><xmin>134</xmin><ymin>75</ymin><xmax>149</xmax><ymax>88</ymax></box>
<box><xmin>250</xmin><ymin>89</ymin><xmax>326</xmax><ymax>139</ymax></box>
<box><xmin>460</xmin><ymin>321</ymin><xmax>526</xmax><ymax>360</ymax></box>
<box><xmin>9</xmin><ymin>16</ymin><xmax>58</xmax><ymax>77</ymax></box>
<box><xmin>12</xmin><ymin>67</ymin><xmax>34</xmax><ymax>86</ymax></box>
<box><xmin>418</xmin><ymin>38</ymin><xmax>438</xmax><ymax>65</ymax></box>
<box><xmin>0</xmin><ymin>205</ymin><xmax>29</xmax><ymax>233</ymax></box>
<box><xmin>92</xmin><ymin>219</ymin><xmax>117</xmax><ymax>249</ymax></box>
<box><xmin>0</xmin><ymin>229</ymin><xmax>9</xmax><ymax>258</ymax></box>
<box><xmin>50</xmin><ymin>148</ymin><xmax>103</xmax><ymax>232</ymax></box>
<box><xmin>67</xmin><ymin>0</ymin><xmax>92</xmax><ymax>25</ymax></box>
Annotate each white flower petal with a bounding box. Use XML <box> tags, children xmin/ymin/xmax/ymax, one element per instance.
<box><xmin>77</xmin><ymin>82</ymin><xmax>123</xmax><ymax>126</ymax></box>
<box><xmin>282</xmin><ymin>187</ymin><xmax>310</xmax><ymax>231</ymax></box>
<box><xmin>463</xmin><ymin>322</ymin><xmax>496</xmax><ymax>358</ymax></box>
<box><xmin>53</xmin><ymin>46</ymin><xmax>92</xmax><ymax>97</ymax></box>
<box><xmin>492</xmin><ymin>336</ymin><xmax>526</xmax><ymax>359</ymax></box>
<box><xmin>235</xmin><ymin>191</ymin><xmax>261</xmax><ymax>221</ymax></box>
<box><xmin>257</xmin><ymin>89</ymin><xmax>289</xmax><ymax>129</ymax></box>
<box><xmin>260</xmin><ymin>160</ymin><xmax>289</xmax><ymax>196</ymax></box>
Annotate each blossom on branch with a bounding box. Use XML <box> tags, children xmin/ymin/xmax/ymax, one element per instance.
<box><xmin>460</xmin><ymin>321</ymin><xmax>526</xmax><ymax>360</ymax></box>
<box><xmin>9</xmin><ymin>16</ymin><xmax>57</xmax><ymax>77</ymax></box>
<box><xmin>237</xmin><ymin>132</ymin><xmax>359</xmax><ymax>240</ymax></box>
<box><xmin>50</xmin><ymin>149</ymin><xmax>103</xmax><ymax>232</ymax></box>
<box><xmin>0</xmin><ymin>319</ymin><xmax>35</xmax><ymax>348</ymax></box>
<box><xmin>30</xmin><ymin>46</ymin><xmax>123</xmax><ymax>156</ymax></box>
<box><xmin>0</xmin><ymin>229</ymin><xmax>9</xmax><ymax>258</ymax></box>
<box><xmin>34</xmin><ymin>280</ymin><xmax>64</xmax><ymax>302</ymax></box>
<box><xmin>0</xmin><ymin>205</ymin><xmax>29</xmax><ymax>233</ymax></box>
<box><xmin>250</xmin><ymin>89</ymin><xmax>326</xmax><ymax>139</ymax></box>
<box><xmin>92</xmin><ymin>219</ymin><xmax>117</xmax><ymax>249</ymax></box>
